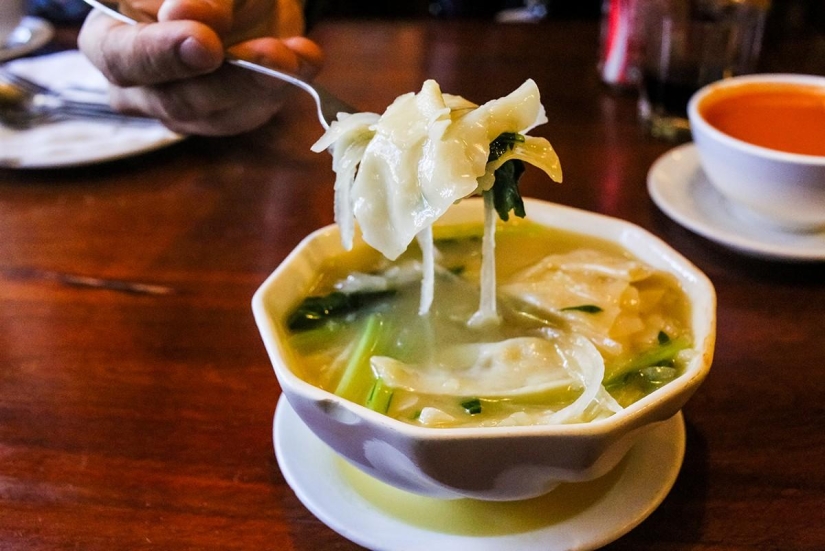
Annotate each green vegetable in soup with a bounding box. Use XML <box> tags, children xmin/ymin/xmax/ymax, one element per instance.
<box><xmin>488</xmin><ymin>132</ymin><xmax>528</xmax><ymax>222</ymax></box>
<box><xmin>560</xmin><ymin>304</ymin><xmax>604</xmax><ymax>314</ymax></box>
<box><xmin>287</xmin><ymin>290</ymin><xmax>396</xmax><ymax>331</ymax></box>
<box><xmin>603</xmin><ymin>334</ymin><xmax>691</xmax><ymax>388</ymax></box>
<box><xmin>488</xmin><ymin>132</ymin><xmax>526</xmax><ymax>161</ymax></box>
<box><xmin>287</xmin><ymin>319</ymin><xmax>352</xmax><ymax>355</ymax></box>
<box><xmin>366</xmin><ymin>378</ymin><xmax>394</xmax><ymax>414</ymax></box>
<box><xmin>461</xmin><ymin>398</ymin><xmax>483</xmax><ymax>415</ymax></box>
<box><xmin>490</xmin><ymin>160</ymin><xmax>527</xmax><ymax>222</ymax></box>
<box><xmin>334</xmin><ymin>314</ymin><xmax>386</xmax><ymax>403</ymax></box>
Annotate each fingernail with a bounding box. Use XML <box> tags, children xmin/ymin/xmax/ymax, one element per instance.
<box><xmin>178</xmin><ymin>37</ymin><xmax>219</xmax><ymax>70</ymax></box>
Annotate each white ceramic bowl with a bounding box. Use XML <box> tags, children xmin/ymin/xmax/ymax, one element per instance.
<box><xmin>688</xmin><ymin>73</ymin><xmax>825</xmax><ymax>232</ymax></box>
<box><xmin>253</xmin><ymin>198</ymin><xmax>716</xmax><ymax>501</ymax></box>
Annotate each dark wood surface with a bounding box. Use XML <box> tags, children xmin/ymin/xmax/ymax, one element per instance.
<box><xmin>1</xmin><ymin>16</ymin><xmax>824</xmax><ymax>551</ymax></box>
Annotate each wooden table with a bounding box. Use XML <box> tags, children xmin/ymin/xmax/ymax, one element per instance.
<box><xmin>1</xmin><ymin>17</ymin><xmax>823</xmax><ymax>550</ymax></box>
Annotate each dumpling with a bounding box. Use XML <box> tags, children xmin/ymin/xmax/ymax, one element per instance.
<box><xmin>501</xmin><ymin>249</ymin><xmax>653</xmax><ymax>355</ymax></box>
<box><xmin>311</xmin><ymin>78</ymin><xmax>560</xmax><ymax>261</ymax></box>
<box><xmin>371</xmin><ymin>335</ymin><xmax>588</xmax><ymax>398</ymax></box>
<box><xmin>371</xmin><ymin>334</ymin><xmax>621</xmax><ymax>425</ymax></box>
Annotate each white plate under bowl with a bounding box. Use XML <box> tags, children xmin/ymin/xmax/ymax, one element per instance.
<box><xmin>647</xmin><ymin>143</ymin><xmax>825</xmax><ymax>262</ymax></box>
<box><xmin>0</xmin><ymin>17</ymin><xmax>54</xmax><ymax>62</ymax></box>
<box><xmin>274</xmin><ymin>396</ymin><xmax>686</xmax><ymax>551</ymax></box>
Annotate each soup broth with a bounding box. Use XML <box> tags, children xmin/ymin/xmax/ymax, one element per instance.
<box><xmin>699</xmin><ymin>82</ymin><xmax>825</xmax><ymax>157</ymax></box>
<box><xmin>283</xmin><ymin>220</ymin><xmax>693</xmax><ymax>428</ymax></box>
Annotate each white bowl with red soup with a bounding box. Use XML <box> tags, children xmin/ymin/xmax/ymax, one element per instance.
<box><xmin>253</xmin><ymin>198</ymin><xmax>716</xmax><ymax>501</ymax></box>
<box><xmin>688</xmin><ymin>73</ymin><xmax>825</xmax><ymax>232</ymax></box>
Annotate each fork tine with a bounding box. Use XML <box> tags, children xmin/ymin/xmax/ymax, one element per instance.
<box><xmin>1</xmin><ymin>106</ymin><xmax>158</xmax><ymax>129</ymax></box>
<box><xmin>0</xmin><ymin>65</ymin><xmax>156</xmax><ymax>126</ymax></box>
<box><xmin>58</xmin><ymin>105</ymin><xmax>155</xmax><ymax>123</ymax></box>
<box><xmin>0</xmin><ymin>67</ymin><xmax>53</xmax><ymax>95</ymax></box>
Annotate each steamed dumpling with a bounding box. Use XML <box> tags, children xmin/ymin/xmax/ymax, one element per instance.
<box><xmin>370</xmin><ymin>336</ymin><xmax>580</xmax><ymax>398</ymax></box>
<box><xmin>501</xmin><ymin>249</ymin><xmax>653</xmax><ymax>355</ymax></box>
<box><xmin>371</xmin><ymin>334</ymin><xmax>621</xmax><ymax>425</ymax></box>
<box><xmin>311</xmin><ymin>79</ymin><xmax>561</xmax><ymax>260</ymax></box>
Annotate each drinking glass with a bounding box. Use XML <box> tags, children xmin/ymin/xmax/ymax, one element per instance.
<box><xmin>638</xmin><ymin>0</ymin><xmax>769</xmax><ymax>140</ymax></box>
<box><xmin>0</xmin><ymin>0</ymin><xmax>24</xmax><ymax>46</ymax></box>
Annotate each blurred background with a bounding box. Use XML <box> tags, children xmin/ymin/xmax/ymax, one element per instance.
<box><xmin>15</xmin><ymin>0</ymin><xmax>825</xmax><ymax>80</ymax></box>
<box><xmin>304</xmin><ymin>0</ymin><xmax>602</xmax><ymax>20</ymax></box>
<box><xmin>22</xmin><ymin>0</ymin><xmax>825</xmax><ymax>57</ymax></box>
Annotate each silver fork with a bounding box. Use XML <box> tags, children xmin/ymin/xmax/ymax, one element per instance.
<box><xmin>81</xmin><ymin>0</ymin><xmax>355</xmax><ymax>129</ymax></box>
<box><xmin>0</xmin><ymin>68</ymin><xmax>156</xmax><ymax>129</ymax></box>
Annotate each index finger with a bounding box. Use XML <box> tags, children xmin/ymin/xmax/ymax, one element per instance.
<box><xmin>156</xmin><ymin>0</ymin><xmax>233</xmax><ymax>36</ymax></box>
<box><xmin>116</xmin><ymin>0</ymin><xmax>233</xmax><ymax>33</ymax></box>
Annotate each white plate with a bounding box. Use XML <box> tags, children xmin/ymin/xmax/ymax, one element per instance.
<box><xmin>0</xmin><ymin>16</ymin><xmax>54</xmax><ymax>62</ymax></box>
<box><xmin>274</xmin><ymin>396</ymin><xmax>686</xmax><ymax>551</ymax></box>
<box><xmin>647</xmin><ymin>143</ymin><xmax>825</xmax><ymax>262</ymax></box>
<box><xmin>0</xmin><ymin>50</ymin><xmax>184</xmax><ymax>169</ymax></box>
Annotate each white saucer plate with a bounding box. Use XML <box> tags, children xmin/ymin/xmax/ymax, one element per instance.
<box><xmin>1</xmin><ymin>50</ymin><xmax>184</xmax><ymax>169</ymax></box>
<box><xmin>647</xmin><ymin>143</ymin><xmax>825</xmax><ymax>262</ymax></box>
<box><xmin>274</xmin><ymin>396</ymin><xmax>686</xmax><ymax>551</ymax></box>
<box><xmin>0</xmin><ymin>120</ymin><xmax>184</xmax><ymax>169</ymax></box>
<box><xmin>0</xmin><ymin>17</ymin><xmax>55</xmax><ymax>62</ymax></box>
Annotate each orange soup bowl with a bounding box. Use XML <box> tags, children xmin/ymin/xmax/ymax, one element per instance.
<box><xmin>688</xmin><ymin>74</ymin><xmax>825</xmax><ymax>232</ymax></box>
<box><xmin>253</xmin><ymin>198</ymin><xmax>717</xmax><ymax>501</ymax></box>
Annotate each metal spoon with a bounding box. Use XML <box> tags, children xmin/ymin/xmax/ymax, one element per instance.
<box><xmin>81</xmin><ymin>0</ymin><xmax>354</xmax><ymax>129</ymax></box>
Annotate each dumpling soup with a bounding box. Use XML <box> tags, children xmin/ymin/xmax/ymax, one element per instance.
<box><xmin>284</xmin><ymin>218</ymin><xmax>693</xmax><ymax>428</ymax></box>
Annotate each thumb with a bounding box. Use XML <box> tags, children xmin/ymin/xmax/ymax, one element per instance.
<box><xmin>79</xmin><ymin>10</ymin><xmax>224</xmax><ymax>87</ymax></box>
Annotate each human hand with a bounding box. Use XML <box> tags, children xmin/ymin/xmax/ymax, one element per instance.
<box><xmin>78</xmin><ymin>0</ymin><xmax>324</xmax><ymax>135</ymax></box>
